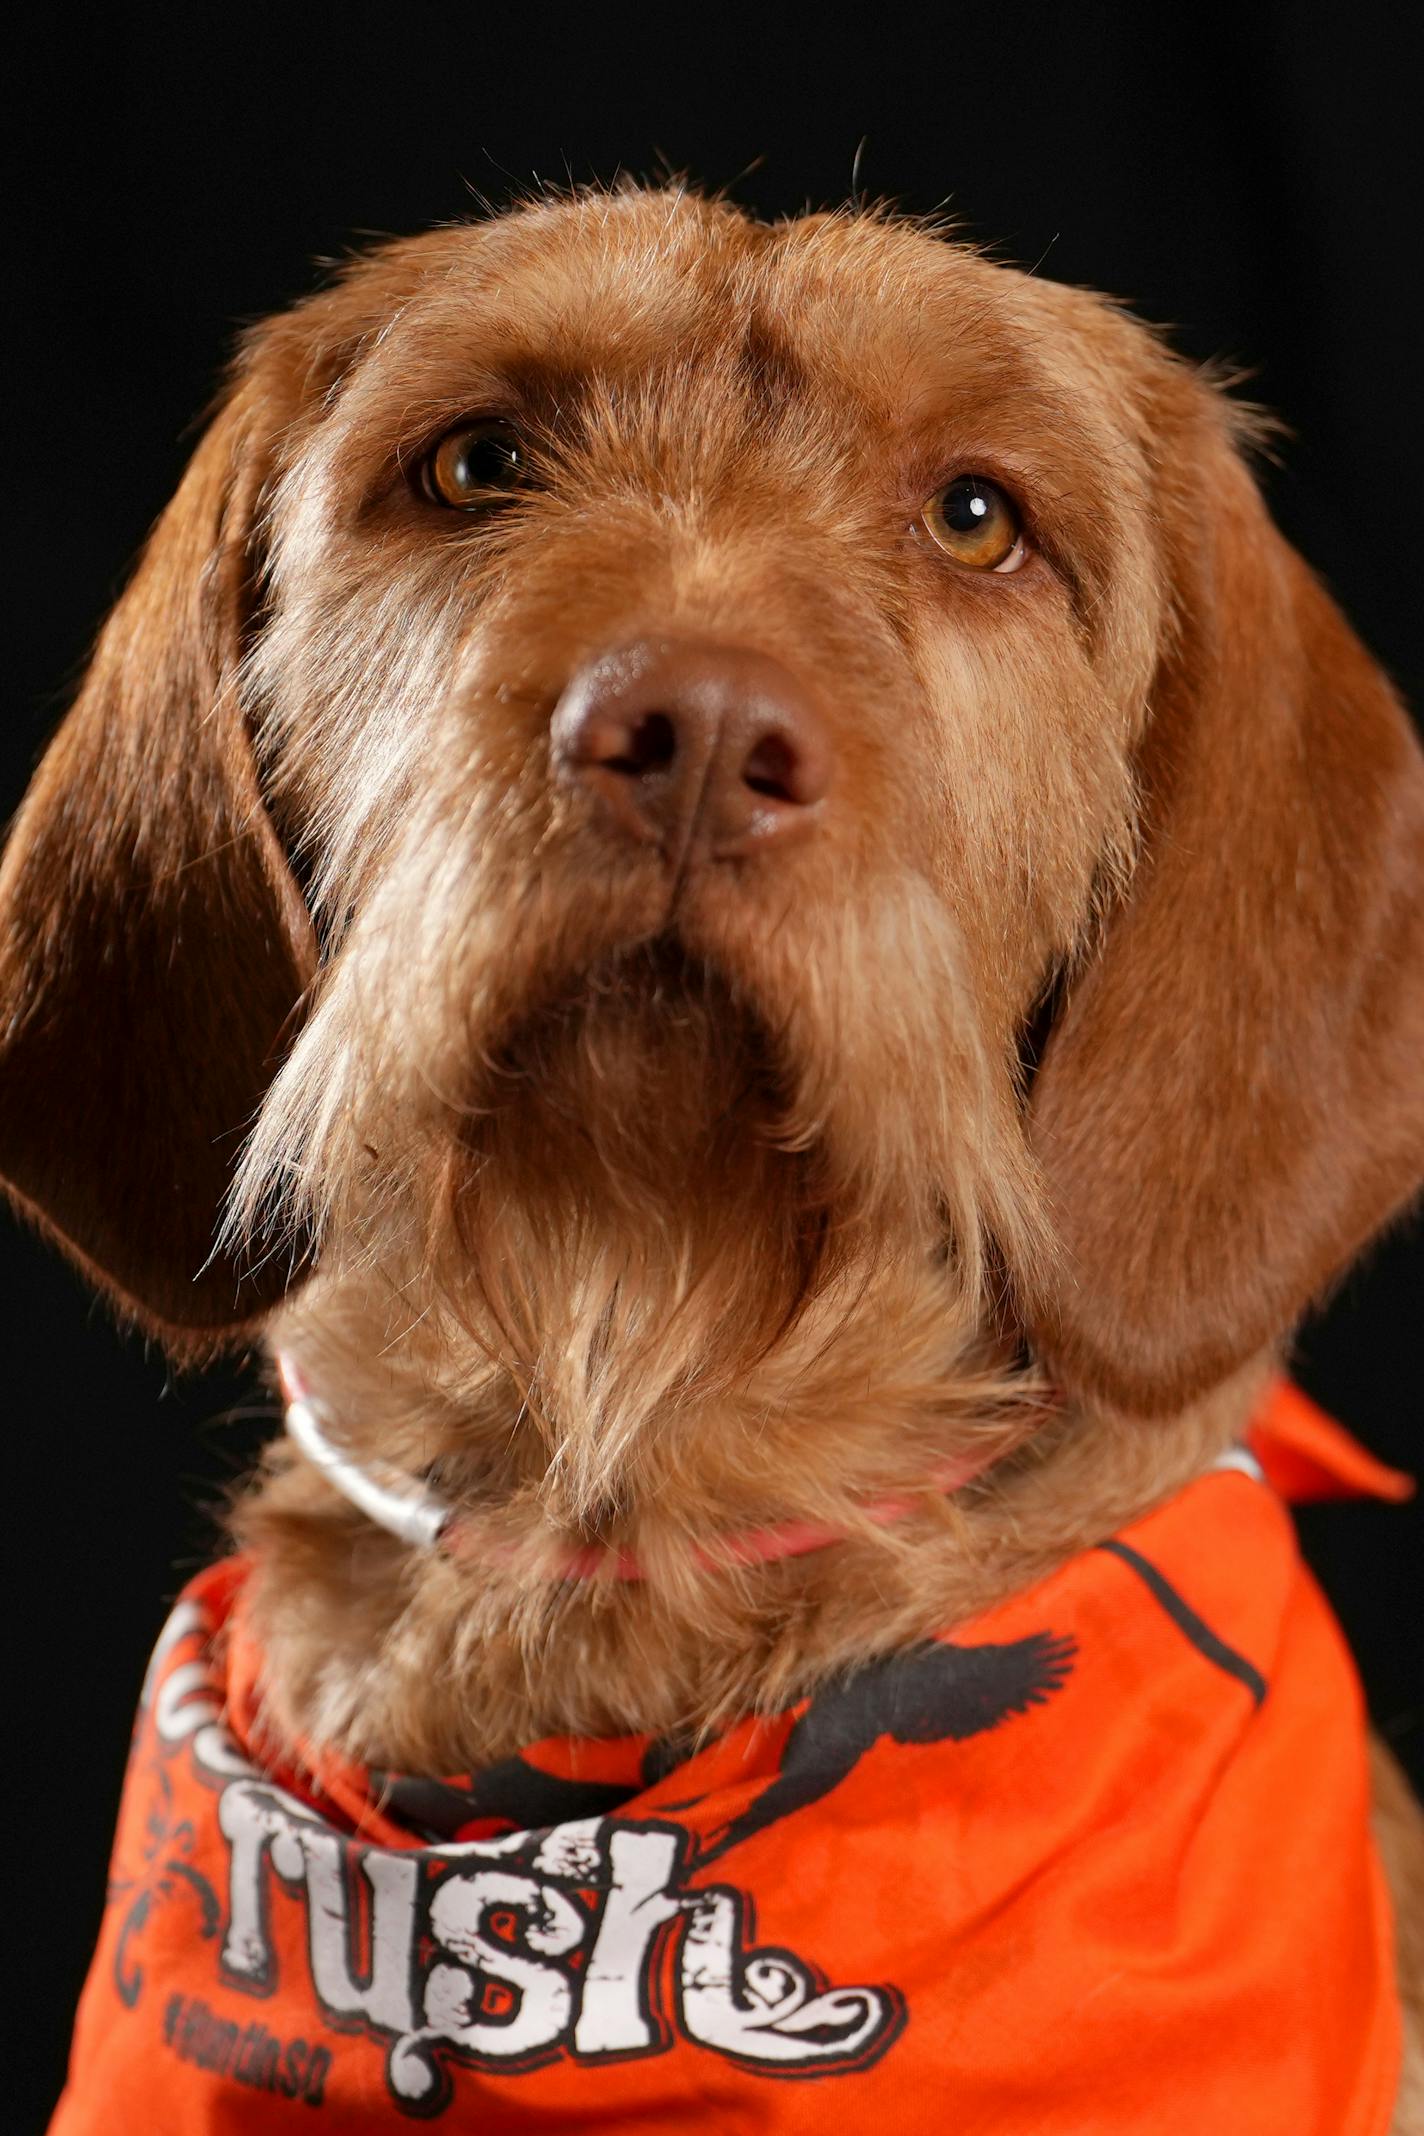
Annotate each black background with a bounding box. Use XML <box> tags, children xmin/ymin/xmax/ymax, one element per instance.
<box><xmin>11</xmin><ymin>8</ymin><xmax>1422</xmax><ymax>2126</ymax></box>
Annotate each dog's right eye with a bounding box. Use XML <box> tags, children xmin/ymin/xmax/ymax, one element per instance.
<box><xmin>420</xmin><ymin>420</ymin><xmax>528</xmax><ymax>509</ymax></box>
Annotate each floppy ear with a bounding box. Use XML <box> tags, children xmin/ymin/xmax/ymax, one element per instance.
<box><xmin>0</xmin><ymin>361</ymin><xmax>317</xmax><ymax>1347</ymax></box>
<box><xmin>1025</xmin><ymin>371</ymin><xmax>1424</xmax><ymax>1415</ymax></box>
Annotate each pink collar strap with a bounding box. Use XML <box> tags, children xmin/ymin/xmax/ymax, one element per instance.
<box><xmin>276</xmin><ymin>1352</ymin><xmax>1012</xmax><ymax>1584</ymax></box>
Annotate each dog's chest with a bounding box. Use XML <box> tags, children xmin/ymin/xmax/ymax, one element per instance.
<box><xmin>50</xmin><ymin>1403</ymin><xmax>1403</xmax><ymax>2131</ymax></box>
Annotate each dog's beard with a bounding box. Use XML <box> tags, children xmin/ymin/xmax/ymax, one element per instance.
<box><xmin>230</xmin><ymin>791</ymin><xmax>1045</xmax><ymax>1516</ymax></box>
<box><xmin>417</xmin><ymin>947</ymin><xmax>841</xmax><ymax>1506</ymax></box>
<box><xmin>454</xmin><ymin>944</ymin><xmax>826</xmax><ymax>1345</ymax></box>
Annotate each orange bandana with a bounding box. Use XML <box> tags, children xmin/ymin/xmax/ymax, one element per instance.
<box><xmin>51</xmin><ymin>1382</ymin><xmax>1408</xmax><ymax>2133</ymax></box>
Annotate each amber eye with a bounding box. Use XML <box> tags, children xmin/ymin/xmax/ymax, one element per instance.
<box><xmin>421</xmin><ymin>420</ymin><xmax>528</xmax><ymax>509</ymax></box>
<box><xmin>921</xmin><ymin>476</ymin><xmax>1025</xmax><ymax>572</ymax></box>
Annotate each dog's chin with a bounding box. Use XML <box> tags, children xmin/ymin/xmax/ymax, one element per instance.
<box><xmin>480</xmin><ymin>940</ymin><xmax>788</xmax><ymax>1155</ymax></box>
<box><xmin>246</xmin><ymin>861</ymin><xmax>1019</xmax><ymax>1515</ymax></box>
<box><xmin>444</xmin><ymin>938</ymin><xmax>836</xmax><ymax>1334</ymax></box>
<box><xmin>314</xmin><ymin>940</ymin><xmax>842</xmax><ymax>1508</ymax></box>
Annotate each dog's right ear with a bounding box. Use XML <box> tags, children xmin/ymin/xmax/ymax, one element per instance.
<box><xmin>0</xmin><ymin>347</ymin><xmax>319</xmax><ymax>1348</ymax></box>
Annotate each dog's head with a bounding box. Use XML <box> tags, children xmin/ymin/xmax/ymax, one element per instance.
<box><xmin>3</xmin><ymin>189</ymin><xmax>1421</xmax><ymax>1455</ymax></box>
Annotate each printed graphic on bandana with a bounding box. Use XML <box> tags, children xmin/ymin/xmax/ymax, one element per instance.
<box><xmin>111</xmin><ymin>1590</ymin><xmax>1074</xmax><ymax>2116</ymax></box>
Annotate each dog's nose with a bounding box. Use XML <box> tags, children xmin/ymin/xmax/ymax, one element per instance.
<box><xmin>550</xmin><ymin>639</ymin><xmax>832</xmax><ymax>861</ymax></box>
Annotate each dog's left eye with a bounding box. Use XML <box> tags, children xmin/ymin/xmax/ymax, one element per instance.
<box><xmin>420</xmin><ymin>420</ymin><xmax>529</xmax><ymax>509</ymax></box>
<box><xmin>920</xmin><ymin>477</ymin><xmax>1026</xmax><ymax>573</ymax></box>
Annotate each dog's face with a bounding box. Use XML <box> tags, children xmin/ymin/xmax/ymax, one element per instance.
<box><xmin>3</xmin><ymin>190</ymin><xmax>1421</xmax><ymax>1490</ymax></box>
<box><xmin>235</xmin><ymin>194</ymin><xmax>1161</xmax><ymax>1470</ymax></box>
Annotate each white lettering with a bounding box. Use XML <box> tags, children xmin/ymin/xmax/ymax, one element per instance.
<box><xmin>575</xmin><ymin>1827</ymin><xmax>684</xmax><ymax>2055</ymax></box>
<box><xmin>301</xmin><ymin>1828</ymin><xmax>420</xmax><ymax>2035</ymax></box>
<box><xmin>212</xmin><ymin>1776</ymin><xmax>897</xmax><ymax>2101</ymax></box>
<box><xmin>680</xmin><ymin>1885</ymin><xmax>892</xmax><ymax>2064</ymax></box>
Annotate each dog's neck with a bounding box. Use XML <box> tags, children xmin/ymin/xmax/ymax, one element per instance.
<box><xmin>275</xmin><ymin>1347</ymin><xmax>1032</xmax><ymax>1579</ymax></box>
<box><xmin>260</xmin><ymin>1232</ymin><xmax>1029</xmax><ymax>1558</ymax></box>
<box><xmin>234</xmin><ymin>1234</ymin><xmax>1271</xmax><ymax>1779</ymax></box>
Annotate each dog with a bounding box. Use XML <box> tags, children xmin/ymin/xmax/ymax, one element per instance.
<box><xmin>5</xmin><ymin>185</ymin><xmax>1422</xmax><ymax>2130</ymax></box>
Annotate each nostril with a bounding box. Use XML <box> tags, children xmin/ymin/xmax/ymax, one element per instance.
<box><xmin>601</xmin><ymin>710</ymin><xmax>677</xmax><ymax>778</ymax></box>
<box><xmin>575</xmin><ymin>708</ymin><xmax>680</xmax><ymax>780</ymax></box>
<box><xmin>742</xmin><ymin>733</ymin><xmax>799</xmax><ymax>801</ymax></box>
<box><xmin>741</xmin><ymin>728</ymin><xmax>825</xmax><ymax>807</ymax></box>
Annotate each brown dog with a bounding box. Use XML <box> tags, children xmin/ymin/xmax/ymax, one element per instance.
<box><xmin>6</xmin><ymin>187</ymin><xmax>1423</xmax><ymax>2128</ymax></box>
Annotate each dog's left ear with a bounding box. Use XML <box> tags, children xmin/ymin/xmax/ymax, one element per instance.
<box><xmin>1024</xmin><ymin>359</ymin><xmax>1424</xmax><ymax>1415</ymax></box>
<box><xmin>0</xmin><ymin>348</ymin><xmax>319</xmax><ymax>1349</ymax></box>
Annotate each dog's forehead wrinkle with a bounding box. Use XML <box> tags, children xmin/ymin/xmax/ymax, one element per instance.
<box><xmin>295</xmin><ymin>210</ymin><xmax>1098</xmax><ymax>494</ymax></box>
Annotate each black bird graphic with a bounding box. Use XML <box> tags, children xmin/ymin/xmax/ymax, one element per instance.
<box><xmin>698</xmin><ymin>1630</ymin><xmax>1077</xmax><ymax>1864</ymax></box>
<box><xmin>372</xmin><ymin>1758</ymin><xmax>640</xmax><ymax>1843</ymax></box>
<box><xmin>374</xmin><ymin>1630</ymin><xmax>1075</xmax><ymax>1856</ymax></box>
